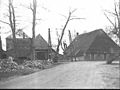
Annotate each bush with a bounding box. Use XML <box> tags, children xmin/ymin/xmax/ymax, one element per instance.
<box><xmin>23</xmin><ymin>60</ymin><xmax>44</xmax><ymax>69</ymax></box>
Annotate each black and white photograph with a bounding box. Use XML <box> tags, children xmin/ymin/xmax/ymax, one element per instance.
<box><xmin>0</xmin><ymin>0</ymin><xmax>120</xmax><ymax>89</ymax></box>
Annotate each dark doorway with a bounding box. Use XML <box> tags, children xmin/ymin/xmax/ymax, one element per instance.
<box><xmin>36</xmin><ymin>52</ymin><xmax>48</xmax><ymax>60</ymax></box>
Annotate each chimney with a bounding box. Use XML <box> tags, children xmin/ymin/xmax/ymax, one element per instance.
<box><xmin>48</xmin><ymin>28</ymin><xmax>52</xmax><ymax>47</ymax></box>
<box><xmin>68</xmin><ymin>30</ymin><xmax>72</xmax><ymax>44</ymax></box>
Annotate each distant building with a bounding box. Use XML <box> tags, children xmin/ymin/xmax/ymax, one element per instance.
<box><xmin>6</xmin><ymin>31</ymin><xmax>56</xmax><ymax>62</ymax></box>
<box><xmin>6</xmin><ymin>30</ymin><xmax>32</xmax><ymax>62</ymax></box>
<box><xmin>64</xmin><ymin>29</ymin><xmax>120</xmax><ymax>61</ymax></box>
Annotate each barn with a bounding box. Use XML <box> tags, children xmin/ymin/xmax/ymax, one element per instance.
<box><xmin>64</xmin><ymin>29</ymin><xmax>120</xmax><ymax>61</ymax></box>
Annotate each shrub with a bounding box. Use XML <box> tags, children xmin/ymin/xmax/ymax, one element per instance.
<box><xmin>23</xmin><ymin>60</ymin><xmax>44</xmax><ymax>69</ymax></box>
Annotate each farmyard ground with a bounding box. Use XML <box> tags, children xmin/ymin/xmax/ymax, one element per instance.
<box><xmin>0</xmin><ymin>61</ymin><xmax>119</xmax><ymax>89</ymax></box>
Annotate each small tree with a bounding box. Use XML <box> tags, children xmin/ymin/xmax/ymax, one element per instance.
<box><xmin>104</xmin><ymin>0</ymin><xmax>120</xmax><ymax>64</ymax></box>
<box><xmin>104</xmin><ymin>0</ymin><xmax>120</xmax><ymax>44</ymax></box>
<box><xmin>28</xmin><ymin>0</ymin><xmax>37</xmax><ymax>60</ymax></box>
<box><xmin>53</xmin><ymin>9</ymin><xmax>85</xmax><ymax>63</ymax></box>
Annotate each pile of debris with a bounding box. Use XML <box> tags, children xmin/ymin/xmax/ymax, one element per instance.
<box><xmin>23</xmin><ymin>60</ymin><xmax>45</xmax><ymax>69</ymax></box>
<box><xmin>0</xmin><ymin>57</ymin><xmax>54</xmax><ymax>75</ymax></box>
<box><xmin>0</xmin><ymin>58</ymin><xmax>54</xmax><ymax>81</ymax></box>
<box><xmin>0</xmin><ymin>58</ymin><xmax>38</xmax><ymax>81</ymax></box>
<box><xmin>0</xmin><ymin>58</ymin><xmax>20</xmax><ymax>72</ymax></box>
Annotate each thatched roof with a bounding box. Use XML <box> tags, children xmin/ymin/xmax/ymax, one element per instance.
<box><xmin>64</xmin><ymin>29</ymin><xmax>120</xmax><ymax>57</ymax></box>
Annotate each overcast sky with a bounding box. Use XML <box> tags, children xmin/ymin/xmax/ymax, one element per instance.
<box><xmin>0</xmin><ymin>0</ymin><xmax>117</xmax><ymax>53</ymax></box>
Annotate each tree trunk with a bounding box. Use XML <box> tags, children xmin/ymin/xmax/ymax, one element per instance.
<box><xmin>106</xmin><ymin>54</ymin><xmax>120</xmax><ymax>64</ymax></box>
<box><xmin>31</xmin><ymin>0</ymin><xmax>37</xmax><ymax>60</ymax></box>
<box><xmin>118</xmin><ymin>0</ymin><xmax>120</xmax><ymax>65</ymax></box>
<box><xmin>53</xmin><ymin>12</ymin><xmax>71</xmax><ymax>63</ymax></box>
<box><xmin>9</xmin><ymin>0</ymin><xmax>17</xmax><ymax>59</ymax></box>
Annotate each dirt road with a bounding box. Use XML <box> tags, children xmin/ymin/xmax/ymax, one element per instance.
<box><xmin>0</xmin><ymin>61</ymin><xmax>119</xmax><ymax>89</ymax></box>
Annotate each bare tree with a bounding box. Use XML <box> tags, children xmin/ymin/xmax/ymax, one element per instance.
<box><xmin>31</xmin><ymin>0</ymin><xmax>37</xmax><ymax>61</ymax></box>
<box><xmin>27</xmin><ymin>0</ymin><xmax>37</xmax><ymax>60</ymax></box>
<box><xmin>56</xmin><ymin>28</ymin><xmax>66</xmax><ymax>52</ymax></box>
<box><xmin>22</xmin><ymin>0</ymin><xmax>38</xmax><ymax>60</ymax></box>
<box><xmin>53</xmin><ymin>9</ymin><xmax>85</xmax><ymax>62</ymax></box>
<box><xmin>104</xmin><ymin>0</ymin><xmax>120</xmax><ymax>44</ymax></box>
<box><xmin>0</xmin><ymin>0</ymin><xmax>17</xmax><ymax>58</ymax></box>
<box><xmin>104</xmin><ymin>0</ymin><xmax>120</xmax><ymax>64</ymax></box>
<box><xmin>105</xmin><ymin>26</ymin><xmax>119</xmax><ymax>44</ymax></box>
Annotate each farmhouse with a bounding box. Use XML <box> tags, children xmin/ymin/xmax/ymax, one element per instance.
<box><xmin>6</xmin><ymin>30</ymin><xmax>32</xmax><ymax>62</ymax></box>
<box><xmin>6</xmin><ymin>30</ymin><xmax>56</xmax><ymax>61</ymax></box>
<box><xmin>64</xmin><ymin>29</ymin><xmax>120</xmax><ymax>61</ymax></box>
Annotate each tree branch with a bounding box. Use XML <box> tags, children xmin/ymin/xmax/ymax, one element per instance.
<box><xmin>30</xmin><ymin>3</ymin><xmax>34</xmax><ymax>11</ymax></box>
<box><xmin>104</xmin><ymin>12</ymin><xmax>116</xmax><ymax>28</ymax></box>
<box><xmin>58</xmin><ymin>13</ymin><xmax>67</xmax><ymax>19</ymax></box>
<box><xmin>69</xmin><ymin>18</ymin><xmax>85</xmax><ymax>21</ymax></box>
<box><xmin>71</xmin><ymin>8</ymin><xmax>77</xmax><ymax>14</ymax></box>
<box><xmin>60</xmin><ymin>42</ymin><xmax>64</xmax><ymax>51</ymax></box>
<box><xmin>114</xmin><ymin>1</ymin><xmax>119</xmax><ymax>22</ymax></box>
<box><xmin>20</xmin><ymin>3</ymin><xmax>33</xmax><ymax>11</ymax></box>
<box><xmin>0</xmin><ymin>20</ymin><xmax>10</xmax><ymax>25</ymax></box>
<box><xmin>104</xmin><ymin>10</ymin><xmax>117</xmax><ymax>16</ymax></box>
